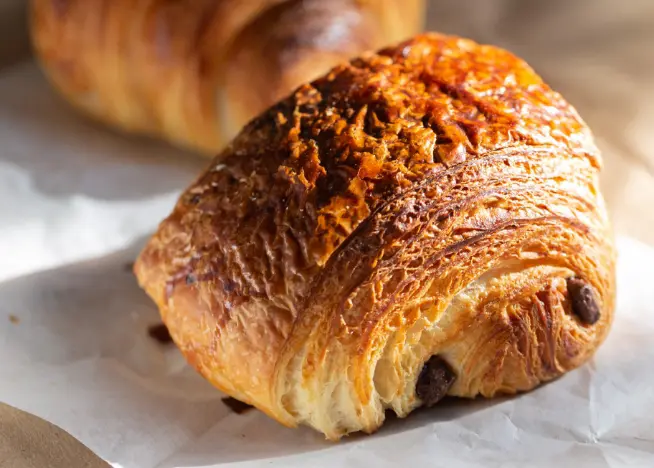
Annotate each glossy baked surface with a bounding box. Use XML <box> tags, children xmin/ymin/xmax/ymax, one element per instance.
<box><xmin>135</xmin><ymin>33</ymin><xmax>616</xmax><ymax>439</ymax></box>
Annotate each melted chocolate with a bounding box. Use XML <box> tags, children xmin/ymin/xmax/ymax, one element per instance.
<box><xmin>416</xmin><ymin>355</ymin><xmax>456</xmax><ymax>407</ymax></box>
<box><xmin>567</xmin><ymin>277</ymin><xmax>601</xmax><ymax>325</ymax></box>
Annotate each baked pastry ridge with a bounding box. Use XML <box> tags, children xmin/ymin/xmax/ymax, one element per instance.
<box><xmin>135</xmin><ymin>33</ymin><xmax>616</xmax><ymax>439</ymax></box>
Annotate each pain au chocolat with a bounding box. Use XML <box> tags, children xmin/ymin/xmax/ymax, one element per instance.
<box><xmin>134</xmin><ymin>33</ymin><xmax>616</xmax><ymax>440</ymax></box>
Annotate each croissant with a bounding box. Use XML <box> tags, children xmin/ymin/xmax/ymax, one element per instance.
<box><xmin>29</xmin><ymin>0</ymin><xmax>425</xmax><ymax>155</ymax></box>
<box><xmin>134</xmin><ymin>33</ymin><xmax>616</xmax><ymax>439</ymax></box>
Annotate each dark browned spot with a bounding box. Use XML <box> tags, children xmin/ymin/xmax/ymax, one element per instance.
<box><xmin>8</xmin><ymin>314</ymin><xmax>19</xmax><ymax>325</ymax></box>
<box><xmin>148</xmin><ymin>323</ymin><xmax>173</xmax><ymax>344</ymax></box>
<box><xmin>567</xmin><ymin>277</ymin><xmax>601</xmax><ymax>325</ymax></box>
<box><xmin>222</xmin><ymin>397</ymin><xmax>253</xmax><ymax>414</ymax></box>
<box><xmin>415</xmin><ymin>355</ymin><xmax>456</xmax><ymax>407</ymax></box>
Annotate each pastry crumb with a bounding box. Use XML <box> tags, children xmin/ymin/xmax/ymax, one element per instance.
<box><xmin>8</xmin><ymin>314</ymin><xmax>19</xmax><ymax>324</ymax></box>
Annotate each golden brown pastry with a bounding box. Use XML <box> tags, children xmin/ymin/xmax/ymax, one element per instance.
<box><xmin>134</xmin><ymin>33</ymin><xmax>616</xmax><ymax>439</ymax></box>
<box><xmin>29</xmin><ymin>0</ymin><xmax>425</xmax><ymax>155</ymax></box>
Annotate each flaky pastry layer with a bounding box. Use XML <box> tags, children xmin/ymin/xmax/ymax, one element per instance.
<box><xmin>135</xmin><ymin>33</ymin><xmax>616</xmax><ymax>439</ymax></box>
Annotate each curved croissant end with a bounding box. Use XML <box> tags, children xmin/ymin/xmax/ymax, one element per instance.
<box><xmin>30</xmin><ymin>0</ymin><xmax>425</xmax><ymax>154</ymax></box>
<box><xmin>135</xmin><ymin>33</ymin><xmax>616</xmax><ymax>439</ymax></box>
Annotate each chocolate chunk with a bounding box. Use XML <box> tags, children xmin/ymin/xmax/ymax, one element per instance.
<box><xmin>148</xmin><ymin>323</ymin><xmax>173</xmax><ymax>344</ymax></box>
<box><xmin>566</xmin><ymin>277</ymin><xmax>601</xmax><ymax>325</ymax></box>
<box><xmin>222</xmin><ymin>397</ymin><xmax>253</xmax><ymax>415</ymax></box>
<box><xmin>416</xmin><ymin>355</ymin><xmax>456</xmax><ymax>407</ymax></box>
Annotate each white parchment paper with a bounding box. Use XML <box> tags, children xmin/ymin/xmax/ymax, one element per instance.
<box><xmin>1</xmin><ymin>63</ymin><xmax>653</xmax><ymax>468</ymax></box>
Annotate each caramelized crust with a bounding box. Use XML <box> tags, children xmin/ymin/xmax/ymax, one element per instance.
<box><xmin>135</xmin><ymin>33</ymin><xmax>616</xmax><ymax>439</ymax></box>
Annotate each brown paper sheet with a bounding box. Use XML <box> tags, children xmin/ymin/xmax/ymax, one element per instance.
<box><xmin>0</xmin><ymin>404</ymin><xmax>109</xmax><ymax>468</ymax></box>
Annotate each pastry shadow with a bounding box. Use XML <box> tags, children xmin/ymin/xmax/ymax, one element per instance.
<box><xmin>158</xmin><ymin>397</ymin><xmax>521</xmax><ymax>467</ymax></box>
<box><xmin>372</xmin><ymin>396</ymin><xmax>511</xmax><ymax>438</ymax></box>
